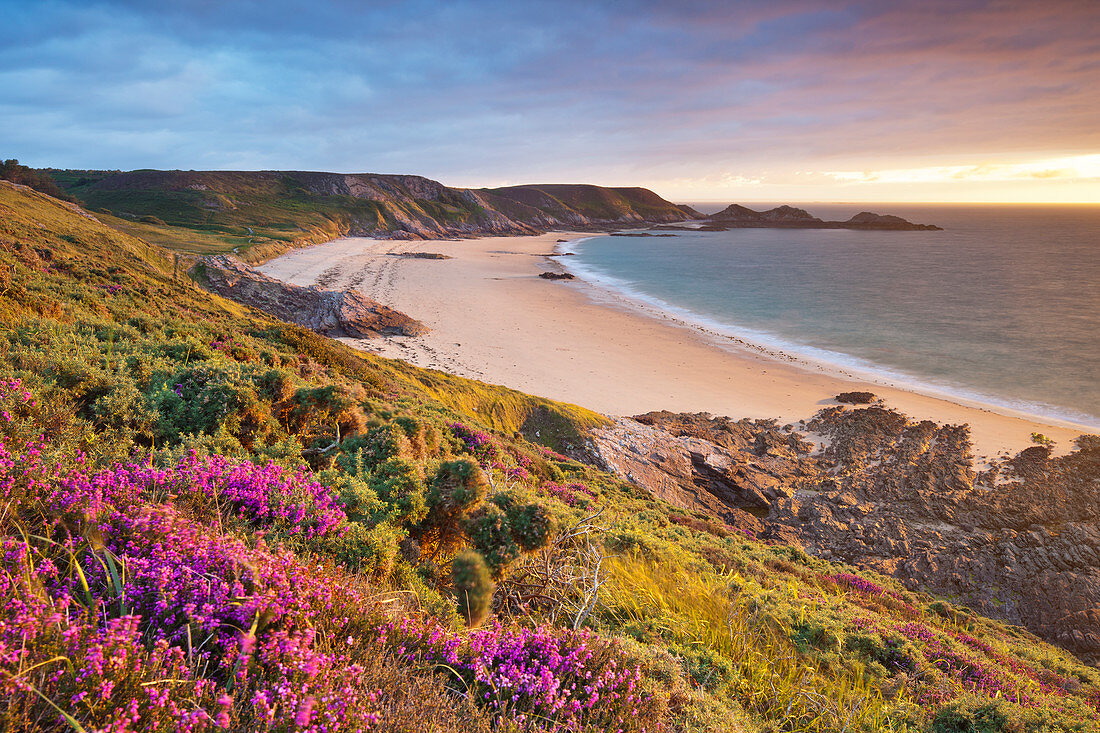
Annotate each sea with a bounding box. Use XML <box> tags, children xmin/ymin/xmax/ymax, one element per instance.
<box><xmin>562</xmin><ymin>203</ymin><xmax>1100</xmax><ymax>430</ymax></box>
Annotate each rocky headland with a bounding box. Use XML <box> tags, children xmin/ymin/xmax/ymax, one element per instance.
<box><xmin>588</xmin><ymin>405</ymin><xmax>1100</xmax><ymax>664</ymax></box>
<box><xmin>53</xmin><ymin>169</ymin><xmax>698</xmax><ymax>244</ymax></box>
<box><xmin>655</xmin><ymin>204</ymin><xmax>941</xmax><ymax>231</ymax></box>
<box><xmin>195</xmin><ymin>254</ymin><xmax>427</xmax><ymax>338</ymax></box>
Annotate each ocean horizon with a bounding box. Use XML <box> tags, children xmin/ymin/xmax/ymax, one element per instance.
<box><xmin>564</xmin><ymin>202</ymin><xmax>1100</xmax><ymax>431</ymax></box>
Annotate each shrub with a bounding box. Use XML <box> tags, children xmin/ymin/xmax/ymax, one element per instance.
<box><xmin>465</xmin><ymin>492</ymin><xmax>553</xmax><ymax>576</ymax></box>
<box><xmin>465</xmin><ymin>503</ymin><xmax>520</xmax><ymax>574</ymax></box>
<box><xmin>368</xmin><ymin>457</ymin><xmax>428</xmax><ymax>525</ymax></box>
<box><xmin>354</xmin><ymin>422</ymin><xmax>413</xmax><ymax>467</ymax></box>
<box><xmin>287</xmin><ymin>384</ymin><xmax>367</xmax><ymax>444</ymax></box>
<box><xmin>419</xmin><ymin>458</ymin><xmax>488</xmax><ymax>553</ymax></box>
<box><xmin>330</xmin><ymin>521</ymin><xmax>401</xmax><ymax>577</ymax></box>
<box><xmin>452</xmin><ymin>549</ymin><xmax>493</xmax><ymax>627</ymax></box>
<box><xmin>393</xmin><ymin>414</ymin><xmax>441</xmax><ymax>459</ymax></box>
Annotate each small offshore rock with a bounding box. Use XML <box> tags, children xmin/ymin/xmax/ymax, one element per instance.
<box><xmin>836</xmin><ymin>391</ymin><xmax>876</xmax><ymax>404</ymax></box>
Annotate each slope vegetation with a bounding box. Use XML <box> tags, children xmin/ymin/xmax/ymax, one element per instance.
<box><xmin>2</xmin><ymin>180</ymin><xmax>1099</xmax><ymax>732</ymax></box>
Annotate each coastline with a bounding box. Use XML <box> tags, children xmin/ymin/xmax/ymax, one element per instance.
<box><xmin>256</xmin><ymin>231</ymin><xmax>1096</xmax><ymax>460</ymax></box>
<box><xmin>557</xmin><ymin>234</ymin><xmax>1100</xmax><ymax>434</ymax></box>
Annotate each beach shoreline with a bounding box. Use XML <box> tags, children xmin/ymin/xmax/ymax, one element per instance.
<box><xmin>257</xmin><ymin>231</ymin><xmax>1096</xmax><ymax>460</ymax></box>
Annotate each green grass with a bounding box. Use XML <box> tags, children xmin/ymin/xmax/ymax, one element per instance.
<box><xmin>46</xmin><ymin>169</ymin><xmax>493</xmax><ymax>261</ymax></box>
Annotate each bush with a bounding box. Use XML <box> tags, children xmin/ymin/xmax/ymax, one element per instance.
<box><xmin>465</xmin><ymin>491</ymin><xmax>553</xmax><ymax>576</ymax></box>
<box><xmin>465</xmin><ymin>503</ymin><xmax>520</xmax><ymax>574</ymax></box>
<box><xmin>0</xmin><ymin>159</ymin><xmax>73</xmax><ymax>200</ymax></box>
<box><xmin>451</xmin><ymin>549</ymin><xmax>493</xmax><ymax>627</ymax></box>
<box><xmin>418</xmin><ymin>458</ymin><xmax>488</xmax><ymax>553</ymax></box>
<box><xmin>392</xmin><ymin>414</ymin><xmax>441</xmax><ymax>459</ymax></box>
<box><xmin>368</xmin><ymin>457</ymin><xmax>428</xmax><ymax>525</ymax></box>
<box><xmin>353</xmin><ymin>423</ymin><xmax>413</xmax><ymax>467</ymax></box>
<box><xmin>331</xmin><ymin>522</ymin><xmax>401</xmax><ymax>578</ymax></box>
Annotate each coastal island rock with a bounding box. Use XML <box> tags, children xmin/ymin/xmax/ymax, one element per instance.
<box><xmin>704</xmin><ymin>204</ymin><xmax>941</xmax><ymax>230</ymax></box>
<box><xmin>195</xmin><ymin>255</ymin><xmax>428</xmax><ymax>338</ymax></box>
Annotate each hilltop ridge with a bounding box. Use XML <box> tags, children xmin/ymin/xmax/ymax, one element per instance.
<box><xmin>48</xmin><ymin>169</ymin><xmax>693</xmax><ymax>259</ymax></box>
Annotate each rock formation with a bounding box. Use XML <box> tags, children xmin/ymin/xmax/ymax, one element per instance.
<box><xmin>588</xmin><ymin>407</ymin><xmax>1100</xmax><ymax>664</ymax></box>
<box><xmin>702</xmin><ymin>204</ymin><xmax>941</xmax><ymax>230</ymax></box>
<box><xmin>195</xmin><ymin>255</ymin><xmax>427</xmax><ymax>338</ymax></box>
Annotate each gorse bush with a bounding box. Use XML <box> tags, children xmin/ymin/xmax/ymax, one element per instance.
<box><xmin>452</xmin><ymin>549</ymin><xmax>494</xmax><ymax>627</ymax></box>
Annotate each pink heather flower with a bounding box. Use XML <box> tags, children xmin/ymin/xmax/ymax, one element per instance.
<box><xmin>294</xmin><ymin>696</ymin><xmax>316</xmax><ymax>726</ymax></box>
<box><xmin>215</xmin><ymin>694</ymin><xmax>233</xmax><ymax>728</ymax></box>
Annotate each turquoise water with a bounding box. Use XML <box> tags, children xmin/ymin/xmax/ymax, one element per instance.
<box><xmin>566</xmin><ymin>204</ymin><xmax>1100</xmax><ymax>428</ymax></box>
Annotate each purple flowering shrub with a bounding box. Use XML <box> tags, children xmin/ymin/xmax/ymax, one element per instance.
<box><xmin>828</xmin><ymin>572</ymin><xmax>885</xmax><ymax>597</ymax></box>
<box><xmin>165</xmin><ymin>451</ymin><xmax>347</xmax><ymax>539</ymax></box>
<box><xmin>923</xmin><ymin>638</ymin><xmax>1031</xmax><ymax>704</ymax></box>
<box><xmin>33</xmin><ymin>447</ymin><xmax>346</xmax><ymax>541</ymax></box>
<box><xmin>448</xmin><ymin>421</ymin><xmax>500</xmax><ymax>466</ymax></box>
<box><xmin>1</xmin><ymin>564</ymin><xmax>228</xmax><ymax>732</ymax></box>
<box><xmin>386</xmin><ymin>618</ymin><xmax>659</xmax><ymax>732</ymax></box>
<box><xmin>889</xmin><ymin>621</ymin><xmax>1100</xmax><ymax>714</ymax></box>
<box><xmin>0</xmin><ymin>419</ymin><xmax>676</xmax><ymax>731</ymax></box>
<box><xmin>2</xmin><ymin>520</ymin><xmax>390</xmax><ymax>731</ymax></box>
<box><xmin>539</xmin><ymin>480</ymin><xmax>597</xmax><ymax>507</ymax></box>
<box><xmin>0</xmin><ymin>433</ymin><xmax>390</xmax><ymax>729</ymax></box>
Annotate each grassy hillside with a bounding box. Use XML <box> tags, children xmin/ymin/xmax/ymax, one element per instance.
<box><xmin>2</xmin><ymin>179</ymin><xmax>1099</xmax><ymax>732</ymax></box>
<box><xmin>483</xmin><ymin>184</ymin><xmax>693</xmax><ymax>222</ymax></box>
<box><xmin>46</xmin><ymin>169</ymin><xmax>692</xmax><ymax>262</ymax></box>
<box><xmin>48</xmin><ymin>169</ymin><xmax>437</xmax><ymax>261</ymax></box>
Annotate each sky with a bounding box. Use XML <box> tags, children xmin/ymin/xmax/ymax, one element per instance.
<box><xmin>2</xmin><ymin>0</ymin><xmax>1099</xmax><ymax>203</ymax></box>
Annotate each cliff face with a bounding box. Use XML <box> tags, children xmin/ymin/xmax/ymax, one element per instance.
<box><xmin>54</xmin><ymin>169</ymin><xmax>694</xmax><ymax>242</ymax></box>
<box><xmin>482</xmin><ymin>184</ymin><xmax>692</xmax><ymax>226</ymax></box>
<box><xmin>589</xmin><ymin>407</ymin><xmax>1100</xmax><ymax>665</ymax></box>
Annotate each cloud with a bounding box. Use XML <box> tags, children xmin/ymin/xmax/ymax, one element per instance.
<box><xmin>0</xmin><ymin>0</ymin><xmax>1097</xmax><ymax>201</ymax></box>
<box><xmin>824</xmin><ymin>155</ymin><xmax>1100</xmax><ymax>184</ymax></box>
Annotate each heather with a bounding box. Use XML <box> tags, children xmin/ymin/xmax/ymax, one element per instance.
<box><xmin>2</xmin><ymin>180</ymin><xmax>1100</xmax><ymax>732</ymax></box>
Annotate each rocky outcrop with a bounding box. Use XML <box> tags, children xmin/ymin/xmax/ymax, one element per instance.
<box><xmin>589</xmin><ymin>407</ymin><xmax>1100</xmax><ymax>665</ymax></box>
<box><xmin>703</xmin><ymin>204</ymin><xmax>941</xmax><ymax>230</ymax></box>
<box><xmin>195</xmin><ymin>255</ymin><xmax>427</xmax><ymax>338</ymax></box>
<box><xmin>835</xmin><ymin>391</ymin><xmax>877</xmax><ymax>404</ymax></box>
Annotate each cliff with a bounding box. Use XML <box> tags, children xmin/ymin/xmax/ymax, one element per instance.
<box><xmin>49</xmin><ymin>169</ymin><xmax>695</xmax><ymax>259</ymax></box>
<box><xmin>589</xmin><ymin>407</ymin><xmax>1100</xmax><ymax>665</ymax></box>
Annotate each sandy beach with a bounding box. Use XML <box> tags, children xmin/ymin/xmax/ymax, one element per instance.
<box><xmin>258</xmin><ymin>232</ymin><xmax>1096</xmax><ymax>460</ymax></box>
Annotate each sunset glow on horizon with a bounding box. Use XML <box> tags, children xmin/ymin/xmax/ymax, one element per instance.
<box><xmin>3</xmin><ymin>0</ymin><xmax>1098</xmax><ymax>203</ymax></box>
